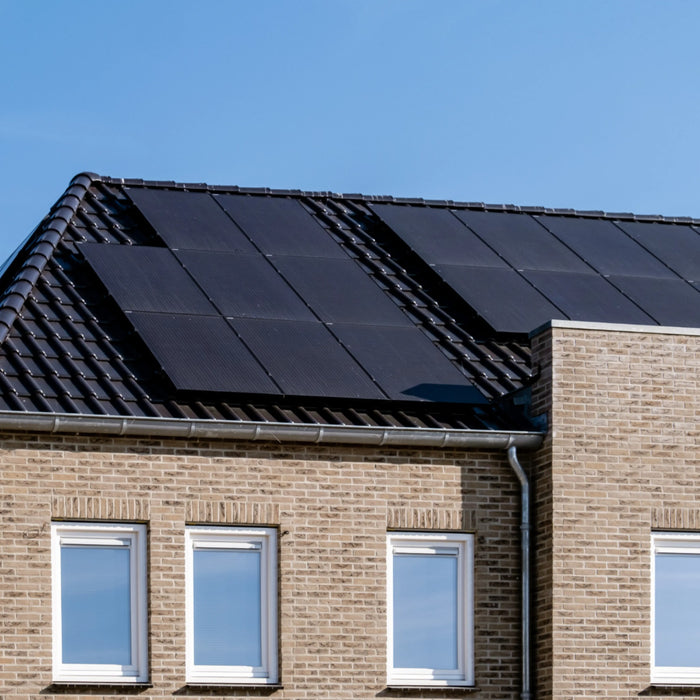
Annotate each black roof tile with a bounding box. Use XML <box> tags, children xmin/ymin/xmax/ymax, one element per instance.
<box><xmin>0</xmin><ymin>172</ymin><xmax>695</xmax><ymax>431</ymax></box>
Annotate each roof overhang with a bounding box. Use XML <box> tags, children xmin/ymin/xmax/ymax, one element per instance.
<box><xmin>0</xmin><ymin>411</ymin><xmax>544</xmax><ymax>450</ymax></box>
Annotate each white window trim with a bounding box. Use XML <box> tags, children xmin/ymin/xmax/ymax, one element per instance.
<box><xmin>387</xmin><ymin>531</ymin><xmax>474</xmax><ymax>687</ymax></box>
<box><xmin>652</xmin><ymin>531</ymin><xmax>700</xmax><ymax>685</ymax></box>
<box><xmin>185</xmin><ymin>525</ymin><xmax>278</xmax><ymax>685</ymax></box>
<box><xmin>51</xmin><ymin>521</ymin><xmax>148</xmax><ymax>683</ymax></box>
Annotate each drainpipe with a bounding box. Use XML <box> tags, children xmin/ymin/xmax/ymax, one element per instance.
<box><xmin>507</xmin><ymin>444</ymin><xmax>532</xmax><ymax>700</ymax></box>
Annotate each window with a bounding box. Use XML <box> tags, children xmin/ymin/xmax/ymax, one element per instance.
<box><xmin>185</xmin><ymin>526</ymin><xmax>278</xmax><ymax>684</ymax></box>
<box><xmin>387</xmin><ymin>531</ymin><xmax>474</xmax><ymax>687</ymax></box>
<box><xmin>51</xmin><ymin>522</ymin><xmax>148</xmax><ymax>683</ymax></box>
<box><xmin>652</xmin><ymin>532</ymin><xmax>700</xmax><ymax>684</ymax></box>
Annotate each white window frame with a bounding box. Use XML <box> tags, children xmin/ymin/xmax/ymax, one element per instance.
<box><xmin>51</xmin><ymin>521</ymin><xmax>148</xmax><ymax>683</ymax></box>
<box><xmin>652</xmin><ymin>531</ymin><xmax>700</xmax><ymax>685</ymax></box>
<box><xmin>387</xmin><ymin>531</ymin><xmax>474</xmax><ymax>687</ymax></box>
<box><xmin>185</xmin><ymin>525</ymin><xmax>278</xmax><ymax>685</ymax></box>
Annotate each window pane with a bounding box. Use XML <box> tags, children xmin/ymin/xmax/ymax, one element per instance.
<box><xmin>393</xmin><ymin>552</ymin><xmax>458</xmax><ymax>669</ymax></box>
<box><xmin>656</xmin><ymin>552</ymin><xmax>700</xmax><ymax>667</ymax></box>
<box><xmin>193</xmin><ymin>548</ymin><xmax>262</xmax><ymax>666</ymax></box>
<box><xmin>61</xmin><ymin>545</ymin><xmax>131</xmax><ymax>665</ymax></box>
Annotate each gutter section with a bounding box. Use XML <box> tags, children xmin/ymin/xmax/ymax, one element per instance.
<box><xmin>0</xmin><ymin>411</ymin><xmax>543</xmax><ymax>449</ymax></box>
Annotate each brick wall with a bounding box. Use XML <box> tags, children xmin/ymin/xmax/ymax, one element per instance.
<box><xmin>531</xmin><ymin>324</ymin><xmax>700</xmax><ymax>699</ymax></box>
<box><xmin>0</xmin><ymin>436</ymin><xmax>522</xmax><ymax>699</ymax></box>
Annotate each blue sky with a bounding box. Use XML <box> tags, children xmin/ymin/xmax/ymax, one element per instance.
<box><xmin>2</xmin><ymin>1</ymin><xmax>700</xmax><ymax>261</ymax></box>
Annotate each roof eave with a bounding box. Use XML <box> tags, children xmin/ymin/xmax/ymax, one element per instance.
<box><xmin>0</xmin><ymin>411</ymin><xmax>544</xmax><ymax>450</ymax></box>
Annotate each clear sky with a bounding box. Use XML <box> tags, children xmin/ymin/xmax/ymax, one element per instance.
<box><xmin>2</xmin><ymin>1</ymin><xmax>700</xmax><ymax>262</ymax></box>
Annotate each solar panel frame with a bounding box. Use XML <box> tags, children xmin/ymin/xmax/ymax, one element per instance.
<box><xmin>331</xmin><ymin>323</ymin><xmax>485</xmax><ymax>403</ymax></box>
<box><xmin>607</xmin><ymin>275</ymin><xmax>700</xmax><ymax>327</ymax></box>
<box><xmin>536</xmin><ymin>215</ymin><xmax>675</xmax><ymax>278</ymax></box>
<box><xmin>127</xmin><ymin>312</ymin><xmax>280</xmax><ymax>394</ymax></box>
<box><xmin>175</xmin><ymin>250</ymin><xmax>316</xmax><ymax>321</ymax></box>
<box><xmin>453</xmin><ymin>210</ymin><xmax>591</xmax><ymax>272</ymax></box>
<box><xmin>614</xmin><ymin>221</ymin><xmax>700</xmax><ymax>282</ymax></box>
<box><xmin>228</xmin><ymin>318</ymin><xmax>386</xmax><ymax>400</ymax></box>
<box><xmin>433</xmin><ymin>264</ymin><xmax>566</xmax><ymax>334</ymax></box>
<box><xmin>79</xmin><ymin>243</ymin><xmax>216</xmax><ymax>314</ymax></box>
<box><xmin>370</xmin><ymin>203</ymin><xmax>509</xmax><ymax>267</ymax></box>
<box><xmin>521</xmin><ymin>269</ymin><xmax>657</xmax><ymax>325</ymax></box>
<box><xmin>269</xmin><ymin>255</ymin><xmax>413</xmax><ymax>326</ymax></box>
<box><xmin>126</xmin><ymin>188</ymin><xmax>258</xmax><ymax>253</ymax></box>
<box><xmin>214</xmin><ymin>194</ymin><xmax>347</xmax><ymax>258</ymax></box>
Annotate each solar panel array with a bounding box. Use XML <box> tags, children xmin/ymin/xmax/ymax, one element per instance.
<box><xmin>371</xmin><ymin>203</ymin><xmax>700</xmax><ymax>334</ymax></box>
<box><xmin>80</xmin><ymin>189</ymin><xmax>483</xmax><ymax>403</ymax></box>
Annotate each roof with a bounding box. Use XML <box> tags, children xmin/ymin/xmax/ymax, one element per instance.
<box><xmin>0</xmin><ymin>173</ymin><xmax>697</xmax><ymax>435</ymax></box>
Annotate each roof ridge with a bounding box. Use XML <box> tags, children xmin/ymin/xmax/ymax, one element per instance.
<box><xmin>87</xmin><ymin>172</ymin><xmax>700</xmax><ymax>225</ymax></box>
<box><xmin>0</xmin><ymin>172</ymin><xmax>94</xmax><ymax>344</ymax></box>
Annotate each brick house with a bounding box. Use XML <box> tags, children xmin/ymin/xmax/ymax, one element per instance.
<box><xmin>0</xmin><ymin>173</ymin><xmax>698</xmax><ymax>699</ymax></box>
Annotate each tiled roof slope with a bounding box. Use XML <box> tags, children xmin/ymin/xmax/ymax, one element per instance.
<box><xmin>0</xmin><ymin>173</ymin><xmax>697</xmax><ymax>431</ymax></box>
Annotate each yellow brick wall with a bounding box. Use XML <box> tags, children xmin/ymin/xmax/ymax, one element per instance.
<box><xmin>532</xmin><ymin>325</ymin><xmax>700</xmax><ymax>699</ymax></box>
<box><xmin>0</xmin><ymin>437</ymin><xmax>522</xmax><ymax>699</ymax></box>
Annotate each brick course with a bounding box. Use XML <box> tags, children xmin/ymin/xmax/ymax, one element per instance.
<box><xmin>0</xmin><ymin>437</ymin><xmax>521</xmax><ymax>699</ymax></box>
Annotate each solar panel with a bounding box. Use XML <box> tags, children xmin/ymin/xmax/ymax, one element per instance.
<box><xmin>80</xmin><ymin>244</ymin><xmax>215</xmax><ymax>314</ymax></box>
<box><xmin>269</xmin><ymin>255</ymin><xmax>412</xmax><ymax>326</ymax></box>
<box><xmin>127</xmin><ymin>312</ymin><xmax>279</xmax><ymax>394</ymax></box>
<box><xmin>214</xmin><ymin>194</ymin><xmax>346</xmax><ymax>258</ymax></box>
<box><xmin>521</xmin><ymin>270</ymin><xmax>656</xmax><ymax>325</ymax></box>
<box><xmin>607</xmin><ymin>275</ymin><xmax>700</xmax><ymax>327</ymax></box>
<box><xmin>453</xmin><ymin>210</ymin><xmax>590</xmax><ymax>272</ymax></box>
<box><xmin>614</xmin><ymin>221</ymin><xmax>700</xmax><ymax>282</ymax></box>
<box><xmin>433</xmin><ymin>265</ymin><xmax>565</xmax><ymax>334</ymax></box>
<box><xmin>370</xmin><ymin>203</ymin><xmax>508</xmax><ymax>267</ymax></box>
<box><xmin>536</xmin><ymin>215</ymin><xmax>674</xmax><ymax>278</ymax></box>
<box><xmin>126</xmin><ymin>188</ymin><xmax>257</xmax><ymax>253</ymax></box>
<box><xmin>332</xmin><ymin>323</ymin><xmax>485</xmax><ymax>403</ymax></box>
<box><xmin>176</xmin><ymin>250</ymin><xmax>315</xmax><ymax>321</ymax></box>
<box><xmin>229</xmin><ymin>318</ymin><xmax>384</xmax><ymax>399</ymax></box>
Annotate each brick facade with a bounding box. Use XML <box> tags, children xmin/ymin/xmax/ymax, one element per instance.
<box><xmin>531</xmin><ymin>323</ymin><xmax>700</xmax><ymax>699</ymax></box>
<box><xmin>1</xmin><ymin>437</ymin><xmax>522</xmax><ymax>699</ymax></box>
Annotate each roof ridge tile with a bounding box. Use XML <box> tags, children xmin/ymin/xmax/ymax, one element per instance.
<box><xmin>0</xmin><ymin>175</ymin><xmax>93</xmax><ymax>344</ymax></box>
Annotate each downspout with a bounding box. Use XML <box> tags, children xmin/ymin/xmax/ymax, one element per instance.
<box><xmin>507</xmin><ymin>444</ymin><xmax>532</xmax><ymax>700</ymax></box>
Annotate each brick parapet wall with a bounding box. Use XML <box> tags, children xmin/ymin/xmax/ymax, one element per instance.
<box><xmin>0</xmin><ymin>436</ymin><xmax>522</xmax><ymax>699</ymax></box>
<box><xmin>531</xmin><ymin>325</ymin><xmax>700</xmax><ymax>699</ymax></box>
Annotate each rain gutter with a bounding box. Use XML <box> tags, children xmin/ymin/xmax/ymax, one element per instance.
<box><xmin>0</xmin><ymin>411</ymin><xmax>544</xmax><ymax>449</ymax></box>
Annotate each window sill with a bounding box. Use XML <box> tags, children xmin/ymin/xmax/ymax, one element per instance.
<box><xmin>45</xmin><ymin>682</ymin><xmax>152</xmax><ymax>694</ymax></box>
<box><xmin>175</xmin><ymin>684</ymin><xmax>283</xmax><ymax>696</ymax></box>
<box><xmin>380</xmin><ymin>686</ymin><xmax>480</xmax><ymax>697</ymax></box>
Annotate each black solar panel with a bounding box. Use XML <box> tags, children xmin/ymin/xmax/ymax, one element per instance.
<box><xmin>370</xmin><ymin>203</ymin><xmax>508</xmax><ymax>267</ymax></box>
<box><xmin>80</xmin><ymin>244</ymin><xmax>215</xmax><ymax>314</ymax></box>
<box><xmin>331</xmin><ymin>323</ymin><xmax>485</xmax><ymax>403</ymax></box>
<box><xmin>176</xmin><ymin>250</ymin><xmax>315</xmax><ymax>321</ymax></box>
<box><xmin>215</xmin><ymin>194</ymin><xmax>346</xmax><ymax>258</ymax></box>
<box><xmin>522</xmin><ymin>270</ymin><xmax>656</xmax><ymax>325</ymax></box>
<box><xmin>537</xmin><ymin>215</ymin><xmax>674</xmax><ymax>278</ymax></box>
<box><xmin>614</xmin><ymin>221</ymin><xmax>700</xmax><ymax>282</ymax></box>
<box><xmin>229</xmin><ymin>318</ymin><xmax>384</xmax><ymax>399</ymax></box>
<box><xmin>127</xmin><ymin>312</ymin><xmax>279</xmax><ymax>394</ymax></box>
<box><xmin>608</xmin><ymin>275</ymin><xmax>700</xmax><ymax>327</ymax></box>
<box><xmin>433</xmin><ymin>265</ymin><xmax>565</xmax><ymax>334</ymax></box>
<box><xmin>126</xmin><ymin>188</ymin><xmax>257</xmax><ymax>253</ymax></box>
<box><xmin>453</xmin><ymin>210</ymin><xmax>590</xmax><ymax>272</ymax></box>
<box><xmin>270</xmin><ymin>255</ymin><xmax>412</xmax><ymax>326</ymax></box>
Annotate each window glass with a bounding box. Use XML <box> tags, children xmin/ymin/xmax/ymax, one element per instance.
<box><xmin>60</xmin><ymin>545</ymin><xmax>132</xmax><ymax>664</ymax></box>
<box><xmin>387</xmin><ymin>532</ymin><xmax>473</xmax><ymax>687</ymax></box>
<box><xmin>393</xmin><ymin>551</ymin><xmax>458</xmax><ymax>669</ymax></box>
<box><xmin>51</xmin><ymin>522</ymin><xmax>147</xmax><ymax>683</ymax></box>
<box><xmin>186</xmin><ymin>526</ymin><xmax>278</xmax><ymax>684</ymax></box>
<box><xmin>655</xmin><ymin>552</ymin><xmax>700</xmax><ymax>667</ymax></box>
<box><xmin>193</xmin><ymin>548</ymin><xmax>262</xmax><ymax>666</ymax></box>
